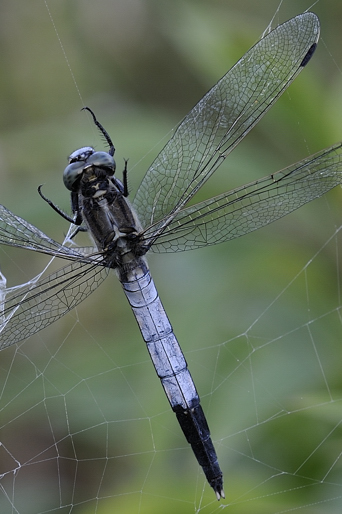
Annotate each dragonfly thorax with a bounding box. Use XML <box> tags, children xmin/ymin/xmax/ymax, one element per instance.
<box><xmin>78</xmin><ymin>162</ymin><xmax>144</xmax><ymax>270</ymax></box>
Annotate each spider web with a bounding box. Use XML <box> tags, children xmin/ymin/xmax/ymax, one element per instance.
<box><xmin>1</xmin><ymin>1</ymin><xmax>342</xmax><ymax>513</ymax></box>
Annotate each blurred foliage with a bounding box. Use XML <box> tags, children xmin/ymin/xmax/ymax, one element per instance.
<box><xmin>1</xmin><ymin>1</ymin><xmax>342</xmax><ymax>513</ymax></box>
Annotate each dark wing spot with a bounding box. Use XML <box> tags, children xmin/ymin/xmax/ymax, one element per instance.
<box><xmin>300</xmin><ymin>43</ymin><xmax>317</xmax><ymax>67</ymax></box>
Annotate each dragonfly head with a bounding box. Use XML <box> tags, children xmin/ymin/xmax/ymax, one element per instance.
<box><xmin>64</xmin><ymin>147</ymin><xmax>116</xmax><ymax>191</ymax></box>
<box><xmin>64</xmin><ymin>108</ymin><xmax>117</xmax><ymax>192</ymax></box>
<box><xmin>69</xmin><ymin>146</ymin><xmax>94</xmax><ymax>163</ymax></box>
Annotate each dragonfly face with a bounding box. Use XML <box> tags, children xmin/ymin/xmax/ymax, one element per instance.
<box><xmin>63</xmin><ymin>147</ymin><xmax>116</xmax><ymax>192</ymax></box>
<box><xmin>1</xmin><ymin>12</ymin><xmax>342</xmax><ymax>499</ymax></box>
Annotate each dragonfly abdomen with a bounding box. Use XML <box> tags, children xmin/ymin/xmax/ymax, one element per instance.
<box><xmin>121</xmin><ymin>266</ymin><xmax>224</xmax><ymax>499</ymax></box>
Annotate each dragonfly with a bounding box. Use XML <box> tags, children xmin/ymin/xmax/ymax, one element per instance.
<box><xmin>1</xmin><ymin>12</ymin><xmax>342</xmax><ymax>500</ymax></box>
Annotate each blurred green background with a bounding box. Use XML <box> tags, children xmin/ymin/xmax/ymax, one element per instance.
<box><xmin>1</xmin><ymin>1</ymin><xmax>342</xmax><ymax>513</ymax></box>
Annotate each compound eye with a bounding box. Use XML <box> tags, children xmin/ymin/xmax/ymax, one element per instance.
<box><xmin>87</xmin><ymin>151</ymin><xmax>116</xmax><ymax>174</ymax></box>
<box><xmin>63</xmin><ymin>161</ymin><xmax>85</xmax><ymax>191</ymax></box>
<box><xmin>64</xmin><ymin>148</ymin><xmax>116</xmax><ymax>191</ymax></box>
<box><xmin>68</xmin><ymin>146</ymin><xmax>95</xmax><ymax>164</ymax></box>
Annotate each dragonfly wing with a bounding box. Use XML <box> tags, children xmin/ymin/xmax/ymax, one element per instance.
<box><xmin>0</xmin><ymin>203</ymin><xmax>84</xmax><ymax>259</ymax></box>
<box><xmin>0</xmin><ymin>260</ymin><xmax>109</xmax><ymax>349</ymax></box>
<box><xmin>133</xmin><ymin>13</ymin><xmax>320</xmax><ymax>230</ymax></box>
<box><xmin>144</xmin><ymin>143</ymin><xmax>342</xmax><ymax>252</ymax></box>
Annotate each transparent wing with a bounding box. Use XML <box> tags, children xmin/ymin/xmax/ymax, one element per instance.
<box><xmin>133</xmin><ymin>13</ymin><xmax>320</xmax><ymax>232</ymax></box>
<box><xmin>0</xmin><ymin>203</ymin><xmax>109</xmax><ymax>348</ymax></box>
<box><xmin>0</xmin><ymin>260</ymin><xmax>109</xmax><ymax>349</ymax></box>
<box><xmin>0</xmin><ymin>203</ymin><xmax>85</xmax><ymax>260</ymax></box>
<box><xmin>141</xmin><ymin>143</ymin><xmax>342</xmax><ymax>252</ymax></box>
